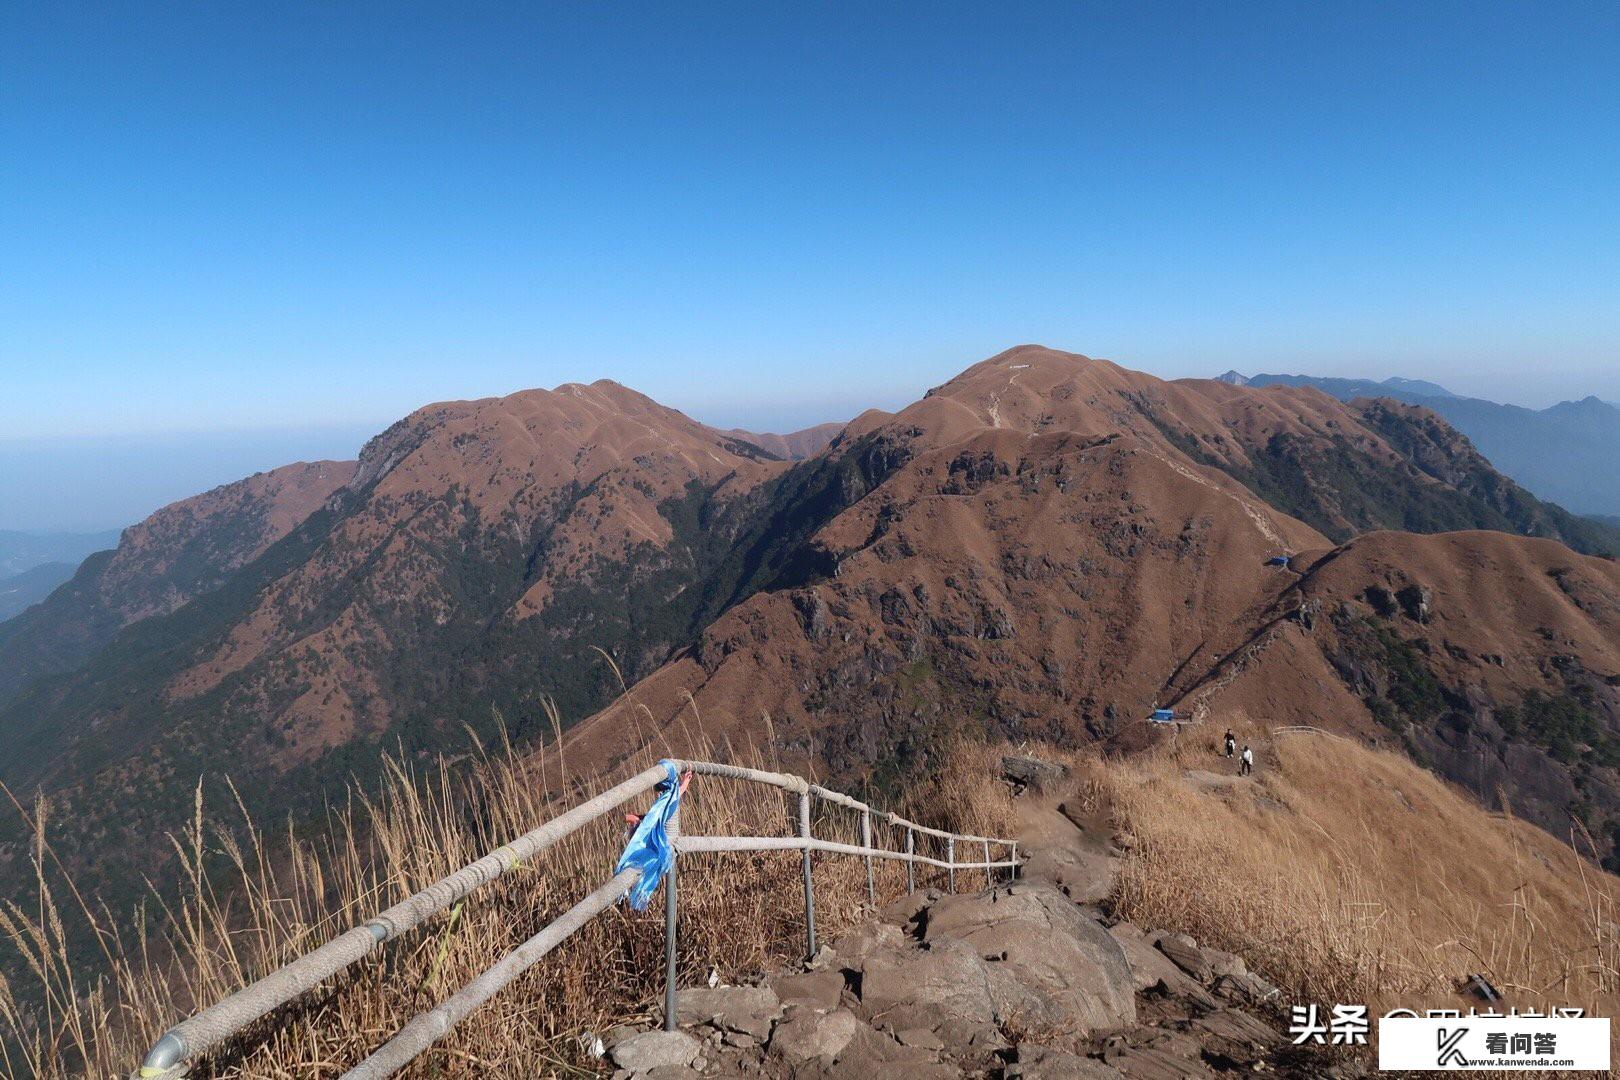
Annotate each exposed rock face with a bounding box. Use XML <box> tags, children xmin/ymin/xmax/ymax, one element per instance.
<box><xmin>618</xmin><ymin>871</ymin><xmax>1294</xmax><ymax>1078</ymax></box>
<box><xmin>919</xmin><ymin>887</ymin><xmax>1136</xmax><ymax>1036</ymax></box>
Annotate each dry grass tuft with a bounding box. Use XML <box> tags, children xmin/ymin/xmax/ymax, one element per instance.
<box><xmin>1080</xmin><ymin>729</ymin><xmax>1620</xmax><ymax>1018</ymax></box>
<box><xmin>0</xmin><ymin>726</ymin><xmax>1001</xmax><ymax>1078</ymax></box>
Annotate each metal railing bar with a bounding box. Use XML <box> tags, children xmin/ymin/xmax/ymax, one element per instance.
<box><xmin>675</xmin><ymin>835</ymin><xmax>1017</xmax><ymax>870</ymax></box>
<box><xmin>138</xmin><ymin>764</ymin><xmax>668</xmax><ymax>1077</ymax></box>
<box><xmin>339</xmin><ymin>867</ymin><xmax>641</xmax><ymax>1080</ymax></box>
<box><xmin>138</xmin><ymin>758</ymin><xmax>1019</xmax><ymax>1079</ymax></box>
<box><xmin>674</xmin><ymin>761</ymin><xmax>1003</xmax><ymax>844</ymax></box>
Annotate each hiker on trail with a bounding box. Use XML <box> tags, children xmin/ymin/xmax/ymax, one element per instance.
<box><xmin>1239</xmin><ymin>745</ymin><xmax>1254</xmax><ymax>776</ymax></box>
<box><xmin>1224</xmin><ymin>730</ymin><xmax>1236</xmax><ymax>758</ymax></box>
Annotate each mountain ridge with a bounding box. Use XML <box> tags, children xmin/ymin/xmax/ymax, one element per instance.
<box><xmin>1223</xmin><ymin>369</ymin><xmax>1620</xmax><ymax>517</ymax></box>
<box><xmin>5</xmin><ymin>345</ymin><xmax>1620</xmax><ymax>913</ymax></box>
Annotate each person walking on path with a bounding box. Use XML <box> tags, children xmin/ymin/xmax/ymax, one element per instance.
<box><xmin>1239</xmin><ymin>744</ymin><xmax>1254</xmax><ymax>776</ymax></box>
<box><xmin>1224</xmin><ymin>730</ymin><xmax>1236</xmax><ymax>758</ymax></box>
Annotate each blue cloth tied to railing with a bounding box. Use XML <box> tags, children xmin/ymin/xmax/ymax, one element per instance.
<box><xmin>614</xmin><ymin>759</ymin><xmax>683</xmax><ymax>911</ymax></box>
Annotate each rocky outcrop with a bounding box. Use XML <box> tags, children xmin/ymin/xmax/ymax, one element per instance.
<box><xmin>601</xmin><ymin>878</ymin><xmax>1304</xmax><ymax>1078</ymax></box>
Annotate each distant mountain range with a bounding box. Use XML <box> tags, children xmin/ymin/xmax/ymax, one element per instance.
<box><xmin>0</xmin><ymin>528</ymin><xmax>121</xmax><ymax>579</ymax></box>
<box><xmin>1216</xmin><ymin>371</ymin><xmax>1620</xmax><ymax>518</ymax></box>
<box><xmin>5</xmin><ymin>347</ymin><xmax>1620</xmax><ymax>919</ymax></box>
<box><xmin>0</xmin><ymin>530</ymin><xmax>122</xmax><ymax>623</ymax></box>
<box><xmin>0</xmin><ymin>563</ymin><xmax>78</xmax><ymax>623</ymax></box>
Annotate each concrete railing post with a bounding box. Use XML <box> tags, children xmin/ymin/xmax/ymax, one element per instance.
<box><xmin>905</xmin><ymin>828</ymin><xmax>915</xmax><ymax>893</ymax></box>
<box><xmin>799</xmin><ymin>790</ymin><xmax>816</xmax><ymax>960</ymax></box>
<box><xmin>946</xmin><ymin>837</ymin><xmax>955</xmax><ymax>892</ymax></box>
<box><xmin>983</xmin><ymin>838</ymin><xmax>992</xmax><ymax>889</ymax></box>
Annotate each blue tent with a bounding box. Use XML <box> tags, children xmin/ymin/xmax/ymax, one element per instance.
<box><xmin>1149</xmin><ymin>708</ymin><xmax>1176</xmax><ymax>723</ymax></box>
<box><xmin>1266</xmin><ymin>555</ymin><xmax>1291</xmax><ymax>568</ymax></box>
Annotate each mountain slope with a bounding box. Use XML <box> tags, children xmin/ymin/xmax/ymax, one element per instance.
<box><xmin>724</xmin><ymin>422</ymin><xmax>845</xmax><ymax>460</ymax></box>
<box><xmin>0</xmin><ymin>383</ymin><xmax>789</xmax><ymax>904</ymax></box>
<box><xmin>1231</xmin><ymin>371</ymin><xmax>1620</xmax><ymax>518</ymax></box>
<box><xmin>563</xmin><ymin>349</ymin><xmax>1620</xmax><ymax>835</ymax></box>
<box><xmin>1174</xmin><ymin>528</ymin><xmax>1620</xmax><ymax>864</ymax></box>
<box><xmin>0</xmin><ymin>460</ymin><xmax>355</xmax><ymax>705</ymax></box>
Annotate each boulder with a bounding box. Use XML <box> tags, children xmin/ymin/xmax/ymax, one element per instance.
<box><xmin>830</xmin><ymin>920</ymin><xmax>908</xmax><ymax>965</ymax></box>
<box><xmin>1003</xmin><ymin>755</ymin><xmax>1069</xmax><ymax>790</ymax></box>
<box><xmin>1211</xmin><ymin>971</ymin><xmax>1278</xmax><ymax>1007</ymax></box>
<box><xmin>674</xmin><ymin>985</ymin><xmax>782</xmax><ymax>1040</ymax></box>
<box><xmin>918</xmin><ymin>884</ymin><xmax>1135</xmax><ymax>1034</ymax></box>
<box><xmin>1192</xmin><ymin>1007</ymin><xmax>1277</xmax><ymax>1049</ymax></box>
<box><xmin>895</xmin><ymin>1027</ymin><xmax>945</xmax><ymax>1051</ymax></box>
<box><xmin>1200</xmin><ymin>947</ymin><xmax>1246</xmax><ymax>979</ymax></box>
<box><xmin>1147</xmin><ymin>975</ymin><xmax>1217</xmax><ymax>1010</ymax></box>
<box><xmin>1018</xmin><ymin>841</ymin><xmax>1116</xmax><ymax>904</ymax></box>
<box><xmin>608</xmin><ymin>1030</ymin><xmax>702</xmax><ymax>1073</ymax></box>
<box><xmin>768</xmin><ymin>1006</ymin><xmax>862</xmax><ymax>1063</ymax></box>
<box><xmin>1106</xmin><ymin>922</ymin><xmax>1187</xmax><ymax>992</ymax></box>
<box><xmin>856</xmin><ymin>935</ymin><xmax>998</xmax><ymax>1026</ymax></box>
<box><xmin>770</xmin><ymin>969</ymin><xmax>846</xmax><ymax>1013</ymax></box>
<box><xmin>1100</xmin><ymin>1042</ymin><xmax>1214</xmax><ymax>1079</ymax></box>
<box><xmin>1154</xmin><ymin>934</ymin><xmax>1213</xmax><ymax>984</ymax></box>
<box><xmin>1010</xmin><ymin>1049</ymin><xmax>1127</xmax><ymax>1080</ymax></box>
<box><xmin>1009</xmin><ymin>1044</ymin><xmax>1126</xmax><ymax>1079</ymax></box>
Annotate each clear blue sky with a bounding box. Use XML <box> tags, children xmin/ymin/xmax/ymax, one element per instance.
<box><xmin>2</xmin><ymin>2</ymin><xmax>1618</xmax><ymax>529</ymax></box>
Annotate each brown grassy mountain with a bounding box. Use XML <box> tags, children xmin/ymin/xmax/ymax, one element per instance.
<box><xmin>1177</xmin><ymin>529</ymin><xmax>1620</xmax><ymax>860</ymax></box>
<box><xmin>0</xmin><ymin>459</ymin><xmax>354</xmax><ymax>705</ymax></box>
<box><xmin>5</xmin><ymin>346</ymin><xmax>1619</xmax><ymax>911</ymax></box>
<box><xmin>0</xmin><ymin>381</ymin><xmax>788</xmax><ymax>903</ymax></box>
<box><xmin>566</xmin><ymin>346</ymin><xmax>1620</xmax><ymax>859</ymax></box>
<box><xmin>725</xmin><ymin>422</ymin><xmax>845</xmax><ymax>460</ymax></box>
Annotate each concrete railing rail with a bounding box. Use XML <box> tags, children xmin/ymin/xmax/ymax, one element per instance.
<box><xmin>137</xmin><ymin>758</ymin><xmax>1019</xmax><ymax>1080</ymax></box>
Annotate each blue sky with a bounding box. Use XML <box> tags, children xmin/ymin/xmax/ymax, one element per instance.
<box><xmin>2</xmin><ymin>2</ymin><xmax>1618</xmax><ymax>529</ymax></box>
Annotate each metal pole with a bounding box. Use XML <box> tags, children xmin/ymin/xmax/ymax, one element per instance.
<box><xmin>663</xmin><ymin>806</ymin><xmax>680</xmax><ymax>1033</ymax></box>
<box><xmin>905</xmin><ymin>828</ymin><xmax>915</xmax><ymax>892</ymax></box>
<box><xmin>861</xmin><ymin>809</ymin><xmax>875</xmax><ymax>906</ymax></box>
<box><xmin>946</xmin><ymin>837</ymin><xmax>955</xmax><ymax>892</ymax></box>
<box><xmin>799</xmin><ymin>791</ymin><xmax>816</xmax><ymax>960</ymax></box>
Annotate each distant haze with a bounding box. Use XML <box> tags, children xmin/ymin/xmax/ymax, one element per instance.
<box><xmin>4</xmin><ymin>356</ymin><xmax>1617</xmax><ymax>532</ymax></box>
<box><xmin>0</xmin><ymin>425</ymin><xmax>378</xmax><ymax>532</ymax></box>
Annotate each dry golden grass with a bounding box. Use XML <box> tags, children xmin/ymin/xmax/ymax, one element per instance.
<box><xmin>1075</xmin><ymin>728</ymin><xmax>1620</xmax><ymax>1019</ymax></box>
<box><xmin>0</xmin><ymin>723</ymin><xmax>1000</xmax><ymax>1079</ymax></box>
<box><xmin>11</xmin><ymin>709</ymin><xmax>1618</xmax><ymax>1078</ymax></box>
